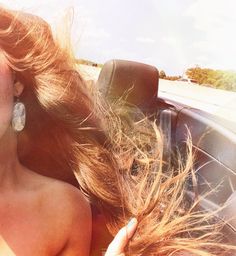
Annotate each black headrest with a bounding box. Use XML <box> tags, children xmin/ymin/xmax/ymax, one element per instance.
<box><xmin>96</xmin><ymin>59</ymin><xmax>159</xmax><ymax>109</ymax></box>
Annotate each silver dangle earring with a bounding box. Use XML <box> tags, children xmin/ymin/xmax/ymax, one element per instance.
<box><xmin>12</xmin><ymin>98</ymin><xmax>26</xmax><ymax>132</ymax></box>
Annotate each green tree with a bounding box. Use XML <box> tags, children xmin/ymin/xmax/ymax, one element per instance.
<box><xmin>159</xmin><ymin>70</ymin><xmax>166</xmax><ymax>79</ymax></box>
<box><xmin>186</xmin><ymin>66</ymin><xmax>236</xmax><ymax>92</ymax></box>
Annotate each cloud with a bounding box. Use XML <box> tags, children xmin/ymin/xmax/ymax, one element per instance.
<box><xmin>136</xmin><ymin>37</ymin><xmax>155</xmax><ymax>44</ymax></box>
<box><xmin>84</xmin><ymin>29</ymin><xmax>110</xmax><ymax>40</ymax></box>
<box><xmin>186</xmin><ymin>0</ymin><xmax>236</xmax><ymax>31</ymax></box>
<box><xmin>186</xmin><ymin>0</ymin><xmax>236</xmax><ymax>70</ymax></box>
<box><xmin>161</xmin><ymin>36</ymin><xmax>180</xmax><ymax>46</ymax></box>
<box><xmin>1</xmin><ymin>0</ymin><xmax>235</xmax><ymax>74</ymax></box>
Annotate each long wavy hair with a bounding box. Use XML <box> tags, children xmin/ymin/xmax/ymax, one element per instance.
<box><xmin>0</xmin><ymin>6</ymin><xmax>235</xmax><ymax>256</ymax></box>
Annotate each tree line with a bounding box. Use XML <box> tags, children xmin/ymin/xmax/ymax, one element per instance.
<box><xmin>159</xmin><ymin>67</ymin><xmax>236</xmax><ymax>92</ymax></box>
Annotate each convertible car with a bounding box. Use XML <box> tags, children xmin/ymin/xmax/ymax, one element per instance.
<box><xmin>47</xmin><ymin>58</ymin><xmax>235</xmax><ymax>254</ymax></box>
<box><xmin>89</xmin><ymin>59</ymin><xmax>236</xmax><ymax>254</ymax></box>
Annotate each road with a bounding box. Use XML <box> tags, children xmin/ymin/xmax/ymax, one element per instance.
<box><xmin>78</xmin><ymin>64</ymin><xmax>236</xmax><ymax>124</ymax></box>
<box><xmin>159</xmin><ymin>79</ymin><xmax>236</xmax><ymax>123</ymax></box>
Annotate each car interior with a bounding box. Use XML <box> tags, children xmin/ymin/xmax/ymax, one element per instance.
<box><xmin>93</xmin><ymin>59</ymin><xmax>236</xmax><ymax>253</ymax></box>
<box><xmin>42</xmin><ymin>59</ymin><xmax>235</xmax><ymax>255</ymax></box>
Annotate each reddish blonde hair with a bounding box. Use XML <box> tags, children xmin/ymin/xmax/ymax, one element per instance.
<box><xmin>0</xmin><ymin>7</ymin><xmax>235</xmax><ymax>255</ymax></box>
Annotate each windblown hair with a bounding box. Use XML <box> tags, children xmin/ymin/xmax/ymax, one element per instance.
<box><xmin>0</xmin><ymin>7</ymin><xmax>235</xmax><ymax>255</ymax></box>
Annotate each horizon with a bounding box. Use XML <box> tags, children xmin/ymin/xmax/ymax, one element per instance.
<box><xmin>1</xmin><ymin>0</ymin><xmax>236</xmax><ymax>76</ymax></box>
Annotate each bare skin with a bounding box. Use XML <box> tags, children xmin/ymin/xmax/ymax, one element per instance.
<box><xmin>0</xmin><ymin>51</ymin><xmax>91</xmax><ymax>256</ymax></box>
<box><xmin>105</xmin><ymin>218</ymin><xmax>138</xmax><ymax>256</ymax></box>
<box><xmin>0</xmin><ymin>167</ymin><xmax>92</xmax><ymax>256</ymax></box>
<box><xmin>0</xmin><ymin>49</ymin><xmax>137</xmax><ymax>256</ymax></box>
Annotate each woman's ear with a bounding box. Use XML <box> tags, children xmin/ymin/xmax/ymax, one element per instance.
<box><xmin>13</xmin><ymin>81</ymin><xmax>24</xmax><ymax>97</ymax></box>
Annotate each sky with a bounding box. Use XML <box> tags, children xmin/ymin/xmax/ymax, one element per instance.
<box><xmin>1</xmin><ymin>0</ymin><xmax>236</xmax><ymax>75</ymax></box>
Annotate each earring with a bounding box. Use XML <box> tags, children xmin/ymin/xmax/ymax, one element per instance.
<box><xmin>12</xmin><ymin>99</ymin><xmax>26</xmax><ymax>132</ymax></box>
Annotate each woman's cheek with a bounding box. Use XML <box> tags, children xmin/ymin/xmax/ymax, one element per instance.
<box><xmin>0</xmin><ymin>89</ymin><xmax>14</xmax><ymax>138</ymax></box>
<box><xmin>0</xmin><ymin>59</ymin><xmax>14</xmax><ymax>137</ymax></box>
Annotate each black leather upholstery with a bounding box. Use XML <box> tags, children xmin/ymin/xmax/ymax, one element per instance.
<box><xmin>91</xmin><ymin>59</ymin><xmax>159</xmax><ymax>255</ymax></box>
<box><xmin>96</xmin><ymin>59</ymin><xmax>159</xmax><ymax>109</ymax></box>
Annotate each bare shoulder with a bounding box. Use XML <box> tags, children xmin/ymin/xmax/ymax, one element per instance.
<box><xmin>24</xmin><ymin>167</ymin><xmax>91</xmax><ymax>217</ymax></box>
<box><xmin>23</xmin><ymin>168</ymin><xmax>92</xmax><ymax>255</ymax></box>
<box><xmin>41</xmin><ymin>177</ymin><xmax>92</xmax><ymax>255</ymax></box>
<box><xmin>50</xmin><ymin>179</ymin><xmax>92</xmax><ymax>251</ymax></box>
<box><xmin>44</xmin><ymin>177</ymin><xmax>91</xmax><ymax>219</ymax></box>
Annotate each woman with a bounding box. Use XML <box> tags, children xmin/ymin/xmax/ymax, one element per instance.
<box><xmin>0</xmin><ymin>48</ymin><xmax>93</xmax><ymax>255</ymax></box>
<box><xmin>0</xmin><ymin>6</ymin><xmax>235</xmax><ymax>256</ymax></box>
<box><xmin>0</xmin><ymin>7</ymin><xmax>136</xmax><ymax>255</ymax></box>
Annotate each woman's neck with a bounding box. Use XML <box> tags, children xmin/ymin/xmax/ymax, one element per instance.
<box><xmin>0</xmin><ymin>128</ymin><xmax>21</xmax><ymax>190</ymax></box>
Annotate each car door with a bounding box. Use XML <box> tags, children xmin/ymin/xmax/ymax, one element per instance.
<box><xmin>157</xmin><ymin>95</ymin><xmax>236</xmax><ymax>244</ymax></box>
